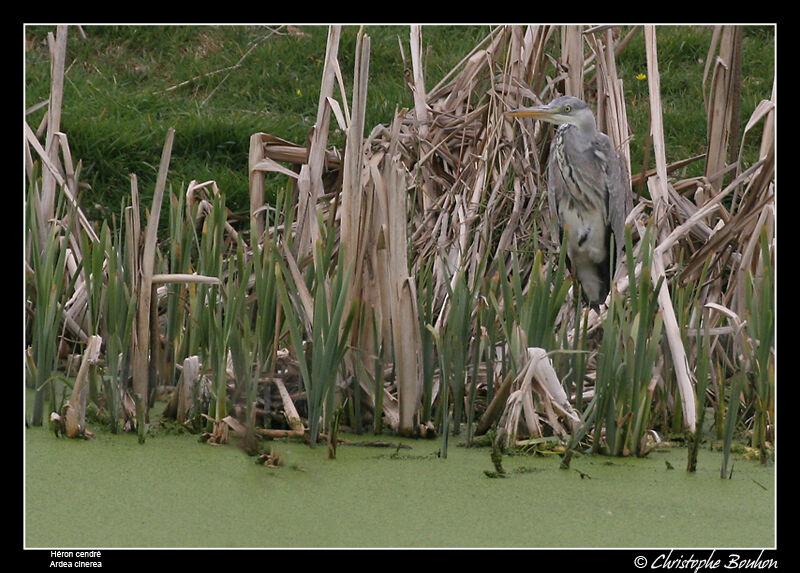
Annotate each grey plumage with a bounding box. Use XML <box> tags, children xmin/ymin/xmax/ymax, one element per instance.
<box><xmin>506</xmin><ymin>95</ymin><xmax>632</xmax><ymax>309</ymax></box>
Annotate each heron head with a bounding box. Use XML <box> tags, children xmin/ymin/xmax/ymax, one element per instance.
<box><xmin>505</xmin><ymin>95</ymin><xmax>596</xmax><ymax>131</ymax></box>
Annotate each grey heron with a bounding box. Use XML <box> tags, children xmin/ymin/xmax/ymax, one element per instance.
<box><xmin>506</xmin><ymin>95</ymin><xmax>632</xmax><ymax>310</ymax></box>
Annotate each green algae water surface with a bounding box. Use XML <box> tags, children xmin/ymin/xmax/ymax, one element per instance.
<box><xmin>25</xmin><ymin>422</ymin><xmax>774</xmax><ymax>548</ymax></box>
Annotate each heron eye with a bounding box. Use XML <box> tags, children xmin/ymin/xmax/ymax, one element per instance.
<box><xmin>564</xmin><ymin>105</ymin><xmax>572</xmax><ymax>113</ymax></box>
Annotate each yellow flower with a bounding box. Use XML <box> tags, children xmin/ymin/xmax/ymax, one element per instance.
<box><xmin>636</xmin><ymin>73</ymin><xmax>647</xmax><ymax>81</ymax></box>
<box><xmin>296</xmin><ymin>88</ymin><xmax>302</xmax><ymax>96</ymax></box>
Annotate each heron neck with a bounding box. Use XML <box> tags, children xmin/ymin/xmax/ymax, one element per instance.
<box><xmin>557</xmin><ymin>121</ymin><xmax>596</xmax><ymax>140</ymax></box>
<box><xmin>568</xmin><ymin>117</ymin><xmax>596</xmax><ymax>134</ymax></box>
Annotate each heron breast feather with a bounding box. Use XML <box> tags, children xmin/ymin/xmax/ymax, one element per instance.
<box><xmin>560</xmin><ymin>207</ymin><xmax>608</xmax><ymax>265</ymax></box>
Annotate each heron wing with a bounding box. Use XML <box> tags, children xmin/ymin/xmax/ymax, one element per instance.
<box><xmin>595</xmin><ymin>134</ymin><xmax>632</xmax><ymax>266</ymax></box>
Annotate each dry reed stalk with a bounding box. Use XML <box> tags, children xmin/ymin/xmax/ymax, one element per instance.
<box><xmin>756</xmin><ymin>81</ymin><xmax>776</xmax><ymax>169</ymax></box>
<box><xmin>403</xmin><ymin>27</ymin><xmax>537</xmax><ymax>297</ymax></box>
<box><xmin>256</xmin><ymin>428</ymin><xmax>307</xmax><ymax>440</ymax></box>
<box><xmin>737</xmin><ymin>87</ymin><xmax>774</xmax><ymax>182</ymax></box>
<box><xmin>274</xmin><ymin>377</ymin><xmax>305</xmax><ymax>434</ymax></box>
<box><xmin>132</xmin><ymin>128</ymin><xmax>175</xmax><ymax>422</ymax></box>
<box><xmin>56</xmin><ymin>132</ymin><xmax>97</xmax><ymax>243</ymax></box>
<box><xmin>151</xmin><ymin>273</ymin><xmax>221</xmax><ymax>285</ymax></box>
<box><xmin>703</xmin><ymin>26</ymin><xmax>743</xmax><ymax>191</ymax></box>
<box><xmin>410</xmin><ymin>26</ymin><xmax>434</xmax><ymax>217</ymax></box>
<box><xmin>497</xmin><ymin>348</ymin><xmax>580</xmax><ymax>447</ymax></box>
<box><xmin>645</xmin><ymin>26</ymin><xmax>696</xmax><ymax>433</ymax></box>
<box><xmin>25</xmin><ymin>121</ymin><xmax>62</xmax><ymax>186</ymax></box>
<box><xmin>61</xmin><ymin>255</ymin><xmax>90</xmax><ymax>340</ymax></box>
<box><xmin>127</xmin><ymin>174</ymin><xmax>142</xmax><ymax>280</ymax></box>
<box><xmin>370</xmin><ymin>148</ymin><xmax>395</xmax><ymax>368</ymax></box>
<box><xmin>296</xmin><ymin>26</ymin><xmax>341</xmax><ymax>265</ymax></box>
<box><xmin>629</xmin><ymin>154</ymin><xmax>706</xmax><ymax>188</ymax></box>
<box><xmin>643</xmin><ymin>27</ymin><xmax>672</xmax><ymax>238</ymax></box>
<box><xmin>586</xmin><ymin>28</ymin><xmax>632</xmax><ymax>177</ymax></box>
<box><xmin>385</xmin><ymin>153</ymin><xmax>423</xmax><ymax>435</ymax></box>
<box><xmin>338</xmin><ymin>30</ymin><xmax>383</xmax><ymax>418</ymax></box>
<box><xmin>561</xmin><ymin>25</ymin><xmax>584</xmax><ymax>98</ymax></box>
<box><xmin>260</xmin><ymin>132</ymin><xmax>342</xmax><ymax>170</ymax></box>
<box><xmin>249</xmin><ymin>133</ymin><xmax>267</xmax><ymax>243</ymax></box>
<box><xmin>524</xmin><ymin>26</ymin><xmax>558</xmax><ymax>98</ymax></box>
<box><xmin>659</xmin><ymin>159</ymin><xmax>767</xmax><ymax>258</ymax></box>
<box><xmin>428</xmin><ymin>26</ymin><xmax>505</xmax><ymax>99</ymax></box>
<box><xmin>359</xmin><ymin>116</ymin><xmax>404</xmax><ymax>422</ymax></box>
<box><xmin>281</xmin><ymin>241</ymin><xmax>315</xmax><ymax>330</ymax></box>
<box><xmin>677</xmin><ymin>86</ymin><xmax>774</xmax><ymax>314</ymax></box>
<box><xmin>62</xmin><ymin>334</ymin><xmax>102</xmax><ymax>438</ymax></box>
<box><xmin>340</xmin><ymin>28</ymin><xmax>371</xmax><ymax>326</ymax></box>
<box><xmin>249</xmin><ymin>135</ymin><xmax>302</xmax><ymax>181</ymax></box>
<box><xmin>39</xmin><ymin>131</ymin><xmax>100</xmax><ymax>342</ymax></box>
<box><xmin>26</xmin><ymin>122</ymin><xmax>105</xmax><ymax>346</ymax></box>
<box><xmin>728</xmin><ymin>84</ymin><xmax>775</xmax><ymax>318</ymax></box>
<box><xmin>24</xmin><ymin>125</ymin><xmax>98</xmax><ymax>252</ymax></box>
<box><xmin>177</xmin><ymin>356</ymin><xmax>200</xmax><ymax>423</ymax></box>
<box><xmin>475</xmin><ymin>372</ymin><xmax>514</xmax><ymax>436</ymax></box>
<box><xmin>38</xmin><ymin>26</ymin><xmax>68</xmax><ymax>244</ymax></box>
<box><xmin>186</xmin><ymin>179</ymin><xmax>242</xmax><ymax>246</ymax></box>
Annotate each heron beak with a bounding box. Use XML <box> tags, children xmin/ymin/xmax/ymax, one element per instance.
<box><xmin>503</xmin><ymin>105</ymin><xmax>556</xmax><ymax>120</ymax></box>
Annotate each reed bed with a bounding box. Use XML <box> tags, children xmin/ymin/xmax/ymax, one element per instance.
<box><xmin>25</xmin><ymin>25</ymin><xmax>774</xmax><ymax>475</ymax></box>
